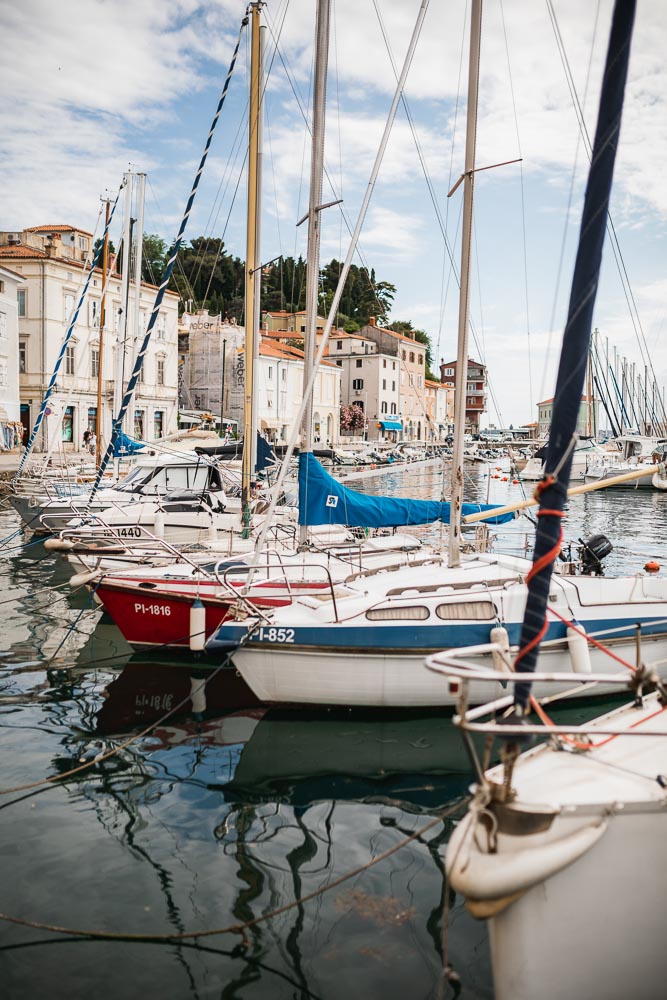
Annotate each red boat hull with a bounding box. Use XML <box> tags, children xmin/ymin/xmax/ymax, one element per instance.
<box><xmin>96</xmin><ymin>580</ymin><xmax>311</xmax><ymax>649</ymax></box>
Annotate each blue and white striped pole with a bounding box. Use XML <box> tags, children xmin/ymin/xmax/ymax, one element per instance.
<box><xmin>85</xmin><ymin>12</ymin><xmax>249</xmax><ymax>507</ymax></box>
<box><xmin>13</xmin><ymin>189</ymin><xmax>122</xmax><ymax>483</ymax></box>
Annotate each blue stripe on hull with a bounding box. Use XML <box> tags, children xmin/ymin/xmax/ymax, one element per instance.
<box><xmin>206</xmin><ymin>615</ymin><xmax>667</xmax><ymax>654</ymax></box>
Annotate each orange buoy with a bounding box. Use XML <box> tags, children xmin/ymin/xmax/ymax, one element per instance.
<box><xmin>645</xmin><ymin>560</ymin><xmax>660</xmax><ymax>573</ymax></box>
<box><xmin>501</xmin><ymin>476</ymin><xmax>508</xmax><ymax>482</ymax></box>
<box><xmin>512</xmin><ymin>478</ymin><xmax>519</xmax><ymax>484</ymax></box>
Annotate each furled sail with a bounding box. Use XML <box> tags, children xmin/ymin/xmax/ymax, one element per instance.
<box><xmin>298</xmin><ymin>452</ymin><xmax>515</xmax><ymax>528</ymax></box>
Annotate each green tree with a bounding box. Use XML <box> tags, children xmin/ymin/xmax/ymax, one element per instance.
<box><xmin>141</xmin><ymin>234</ymin><xmax>167</xmax><ymax>285</ymax></box>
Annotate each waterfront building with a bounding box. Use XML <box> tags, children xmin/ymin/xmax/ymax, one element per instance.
<box><xmin>537</xmin><ymin>395</ymin><xmax>599</xmax><ymax>439</ymax></box>
<box><xmin>357</xmin><ymin>318</ymin><xmax>428</xmax><ymax>441</ymax></box>
<box><xmin>439</xmin><ymin>357</ymin><xmax>487</xmax><ymax>434</ymax></box>
<box><xmin>0</xmin><ymin>225</ymin><xmax>179</xmax><ymax>451</ymax></box>
<box><xmin>325</xmin><ymin>330</ymin><xmax>400</xmax><ymax>442</ymax></box>
<box><xmin>183</xmin><ymin>311</ymin><xmax>340</xmax><ymax>445</ymax></box>
<box><xmin>0</xmin><ymin>264</ymin><xmax>23</xmax><ymax>449</ymax></box>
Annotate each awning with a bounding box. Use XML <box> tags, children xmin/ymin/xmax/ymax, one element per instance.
<box><xmin>379</xmin><ymin>420</ymin><xmax>402</xmax><ymax>431</ymax></box>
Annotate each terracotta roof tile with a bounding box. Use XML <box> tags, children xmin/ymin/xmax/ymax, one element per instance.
<box><xmin>0</xmin><ymin>245</ymin><xmax>47</xmax><ymax>259</ymax></box>
<box><xmin>25</xmin><ymin>224</ymin><xmax>93</xmax><ymax>236</ymax></box>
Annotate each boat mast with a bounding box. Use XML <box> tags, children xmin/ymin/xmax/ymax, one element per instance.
<box><xmin>299</xmin><ymin>0</ymin><xmax>331</xmax><ymax>547</ymax></box>
<box><xmin>96</xmin><ymin>196</ymin><xmax>110</xmax><ymax>468</ymax></box>
<box><xmin>115</xmin><ymin>170</ymin><xmax>133</xmax><ymax>443</ymax></box>
<box><xmin>241</xmin><ymin>1</ymin><xmax>262</xmax><ymax>536</ymax></box>
<box><xmin>448</xmin><ymin>0</ymin><xmax>483</xmax><ymax>568</ymax></box>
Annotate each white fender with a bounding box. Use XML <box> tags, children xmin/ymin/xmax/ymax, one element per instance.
<box><xmin>568</xmin><ymin>622</ymin><xmax>592</xmax><ymax>673</ymax></box>
<box><xmin>153</xmin><ymin>511</ymin><xmax>165</xmax><ymax>538</ymax></box>
<box><xmin>189</xmin><ymin>599</ymin><xmax>206</xmax><ymax>651</ymax></box>
<box><xmin>44</xmin><ymin>537</ymin><xmax>75</xmax><ymax>552</ymax></box>
<box><xmin>652</xmin><ymin>471</ymin><xmax>667</xmax><ymax>490</ymax></box>
<box><xmin>446</xmin><ymin>812</ymin><xmax>608</xmax><ymax>902</ymax></box>
<box><xmin>489</xmin><ymin>626</ymin><xmax>511</xmax><ymax>672</ymax></box>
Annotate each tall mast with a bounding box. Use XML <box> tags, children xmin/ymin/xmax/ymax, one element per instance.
<box><xmin>448</xmin><ymin>0</ymin><xmax>483</xmax><ymax>568</ymax></box>
<box><xmin>114</xmin><ymin>170</ymin><xmax>133</xmax><ymax>444</ymax></box>
<box><xmin>299</xmin><ymin>0</ymin><xmax>331</xmax><ymax>547</ymax></box>
<box><xmin>241</xmin><ymin>1</ymin><xmax>262</xmax><ymax>536</ymax></box>
<box><xmin>96</xmin><ymin>197</ymin><xmax>110</xmax><ymax>468</ymax></box>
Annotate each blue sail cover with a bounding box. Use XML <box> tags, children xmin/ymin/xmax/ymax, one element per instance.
<box><xmin>112</xmin><ymin>432</ymin><xmax>145</xmax><ymax>457</ymax></box>
<box><xmin>298</xmin><ymin>452</ymin><xmax>515</xmax><ymax>528</ymax></box>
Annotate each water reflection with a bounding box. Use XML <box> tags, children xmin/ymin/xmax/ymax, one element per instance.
<box><xmin>2</xmin><ymin>471</ymin><xmax>665</xmax><ymax>999</ymax></box>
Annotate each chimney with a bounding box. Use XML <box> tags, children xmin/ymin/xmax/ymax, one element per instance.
<box><xmin>369</xmin><ymin>316</ymin><xmax>376</xmax><ymax>326</ymax></box>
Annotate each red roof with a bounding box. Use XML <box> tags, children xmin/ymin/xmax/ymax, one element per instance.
<box><xmin>0</xmin><ymin>244</ymin><xmax>47</xmax><ymax>259</ymax></box>
<box><xmin>25</xmin><ymin>224</ymin><xmax>93</xmax><ymax>236</ymax></box>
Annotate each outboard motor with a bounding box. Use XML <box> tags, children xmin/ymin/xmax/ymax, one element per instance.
<box><xmin>578</xmin><ymin>534</ymin><xmax>613</xmax><ymax>575</ymax></box>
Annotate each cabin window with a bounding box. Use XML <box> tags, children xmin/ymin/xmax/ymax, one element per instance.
<box><xmin>435</xmin><ymin>600</ymin><xmax>496</xmax><ymax>620</ymax></box>
<box><xmin>366</xmin><ymin>605</ymin><xmax>429</xmax><ymax>621</ymax></box>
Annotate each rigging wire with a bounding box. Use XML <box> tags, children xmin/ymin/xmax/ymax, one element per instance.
<box><xmin>546</xmin><ymin>0</ymin><xmax>667</xmax><ymax>430</ymax></box>
<box><xmin>499</xmin><ymin>0</ymin><xmax>533</xmax><ymax>417</ymax></box>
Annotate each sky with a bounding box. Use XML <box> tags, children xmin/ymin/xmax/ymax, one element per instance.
<box><xmin>3</xmin><ymin>0</ymin><xmax>667</xmax><ymax>428</ymax></box>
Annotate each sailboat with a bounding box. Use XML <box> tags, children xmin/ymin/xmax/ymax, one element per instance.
<box><xmin>426</xmin><ymin>3</ymin><xmax>667</xmax><ymax>996</ymax></box>
<box><xmin>204</xmin><ymin>0</ymin><xmax>667</xmax><ymax>708</ymax></box>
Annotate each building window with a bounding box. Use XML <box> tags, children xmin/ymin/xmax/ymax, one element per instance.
<box><xmin>352</xmin><ymin>378</ymin><xmax>364</xmax><ymax>390</ymax></box>
<box><xmin>65</xmin><ymin>346</ymin><xmax>75</xmax><ymax>375</ymax></box>
<box><xmin>154</xmin><ymin>411</ymin><xmax>164</xmax><ymax>439</ymax></box>
<box><xmin>91</xmin><ymin>348</ymin><xmax>99</xmax><ymax>379</ymax></box>
<box><xmin>268</xmin><ymin>366</ymin><xmax>273</xmax><ymax>380</ymax></box>
<box><xmin>281</xmin><ymin>367</ymin><xmax>287</xmax><ymax>381</ymax></box>
<box><xmin>382</xmin><ymin>379</ymin><xmax>387</xmax><ymax>390</ymax></box>
<box><xmin>467</xmin><ymin>382</ymin><xmax>476</xmax><ymax>392</ymax></box>
<box><xmin>63</xmin><ymin>293</ymin><xmax>74</xmax><ymax>323</ymax></box>
<box><xmin>390</xmin><ymin>402</ymin><xmax>397</xmax><ymax>415</ymax></box>
<box><xmin>418</xmin><ymin>375</ymin><xmax>423</xmax><ymax>388</ymax></box>
<box><xmin>62</xmin><ymin>406</ymin><xmax>74</xmax><ymax>442</ymax></box>
<box><xmin>418</xmin><ymin>355</ymin><xmax>424</xmax><ymax>365</ymax></box>
<box><xmin>89</xmin><ymin>299</ymin><xmax>100</xmax><ymax>328</ymax></box>
<box><xmin>402</xmin><ymin>350</ymin><xmax>406</xmax><ymax>360</ymax></box>
<box><xmin>356</xmin><ymin>359</ymin><xmax>362</xmax><ymax>368</ymax></box>
<box><xmin>392</xmin><ymin>381</ymin><xmax>396</xmax><ymax>391</ymax></box>
<box><xmin>300</xmin><ymin>325</ymin><xmax>306</xmax><ymax>333</ymax></box>
<box><xmin>157</xmin><ymin>359</ymin><xmax>165</xmax><ymax>386</ymax></box>
<box><xmin>78</xmin><ymin>236</ymin><xmax>88</xmax><ymax>251</ymax></box>
<box><xmin>134</xmin><ymin>410</ymin><xmax>144</xmax><ymax>440</ymax></box>
<box><xmin>444</xmin><ymin>367</ymin><xmax>454</xmax><ymax>376</ymax></box>
<box><xmin>18</xmin><ymin>289</ymin><xmax>26</xmax><ymax>317</ymax></box>
<box><xmin>409</xmin><ymin>373</ymin><xmax>414</xmax><ymax>387</ymax></box>
<box><xmin>381</xmin><ymin>401</ymin><xmax>388</xmax><ymax>414</ymax></box>
<box><xmin>0</xmin><ymin>360</ymin><xmax>7</xmax><ymax>386</ymax></box>
<box><xmin>87</xmin><ymin>407</ymin><xmax>97</xmax><ymax>433</ymax></box>
<box><xmin>336</xmin><ymin>359</ymin><xmax>342</xmax><ymax>367</ymax></box>
<box><xmin>0</xmin><ymin>280</ymin><xmax>4</xmax><ymax>292</ymax></box>
<box><xmin>0</xmin><ymin>311</ymin><xmax>6</xmax><ymax>338</ymax></box>
<box><xmin>19</xmin><ymin>342</ymin><xmax>27</xmax><ymax>373</ymax></box>
<box><xmin>337</xmin><ymin>340</ymin><xmax>343</xmax><ymax>350</ymax></box>
<box><xmin>156</xmin><ymin>314</ymin><xmax>166</xmax><ymax>340</ymax></box>
<box><xmin>392</xmin><ymin>361</ymin><xmax>396</xmax><ymax>371</ymax></box>
<box><xmin>383</xmin><ymin>358</ymin><xmax>386</xmax><ymax>368</ymax></box>
<box><xmin>409</xmin><ymin>351</ymin><xmax>415</xmax><ymax>363</ymax></box>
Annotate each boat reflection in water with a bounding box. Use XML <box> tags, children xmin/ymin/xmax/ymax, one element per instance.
<box><xmin>79</xmin><ymin>659</ymin><xmax>491</xmax><ymax>998</ymax></box>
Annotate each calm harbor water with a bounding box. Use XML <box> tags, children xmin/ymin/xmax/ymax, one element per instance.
<box><xmin>1</xmin><ymin>462</ymin><xmax>666</xmax><ymax>999</ymax></box>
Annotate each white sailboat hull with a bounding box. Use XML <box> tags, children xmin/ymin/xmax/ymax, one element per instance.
<box><xmin>486</xmin><ymin>806</ymin><xmax>667</xmax><ymax>1000</ymax></box>
<box><xmin>445</xmin><ymin>694</ymin><xmax>667</xmax><ymax>999</ymax></box>
<box><xmin>232</xmin><ymin>632</ymin><xmax>667</xmax><ymax>707</ymax></box>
